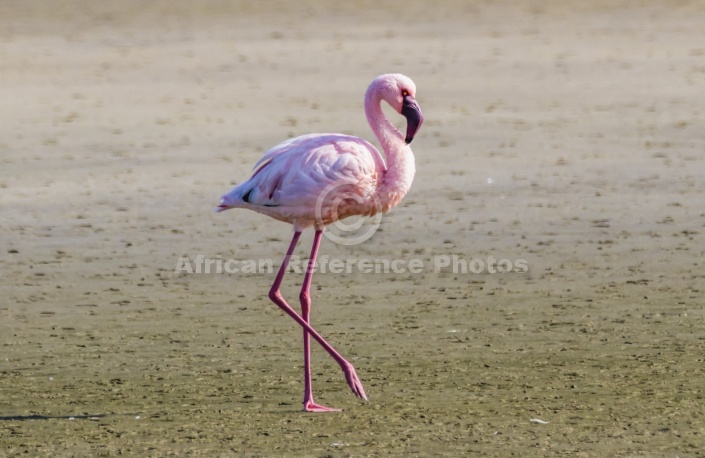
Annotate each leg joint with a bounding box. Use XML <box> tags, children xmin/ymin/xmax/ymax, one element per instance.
<box><xmin>299</xmin><ymin>290</ymin><xmax>311</xmax><ymax>306</ymax></box>
<box><xmin>269</xmin><ymin>288</ymin><xmax>282</xmax><ymax>303</ymax></box>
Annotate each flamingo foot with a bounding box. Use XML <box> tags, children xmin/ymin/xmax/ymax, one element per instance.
<box><xmin>304</xmin><ymin>400</ymin><xmax>341</xmax><ymax>413</ymax></box>
<box><xmin>341</xmin><ymin>361</ymin><xmax>368</xmax><ymax>401</ymax></box>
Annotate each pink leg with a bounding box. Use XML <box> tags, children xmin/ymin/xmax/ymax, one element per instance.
<box><xmin>269</xmin><ymin>231</ymin><xmax>367</xmax><ymax>411</ymax></box>
<box><xmin>299</xmin><ymin>231</ymin><xmax>339</xmax><ymax>412</ymax></box>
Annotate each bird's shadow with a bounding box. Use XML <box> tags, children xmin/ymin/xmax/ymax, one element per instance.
<box><xmin>0</xmin><ymin>413</ymin><xmax>140</xmax><ymax>421</ymax></box>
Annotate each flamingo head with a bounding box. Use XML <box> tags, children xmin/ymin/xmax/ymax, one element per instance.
<box><xmin>375</xmin><ymin>74</ymin><xmax>424</xmax><ymax>144</ymax></box>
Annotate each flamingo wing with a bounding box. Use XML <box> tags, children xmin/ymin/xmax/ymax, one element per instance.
<box><xmin>229</xmin><ymin>134</ymin><xmax>386</xmax><ymax>211</ymax></box>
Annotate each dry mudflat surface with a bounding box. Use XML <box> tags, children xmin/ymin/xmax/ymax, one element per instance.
<box><xmin>1</xmin><ymin>1</ymin><xmax>704</xmax><ymax>456</ymax></box>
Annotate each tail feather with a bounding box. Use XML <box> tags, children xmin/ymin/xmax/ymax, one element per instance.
<box><xmin>216</xmin><ymin>183</ymin><xmax>249</xmax><ymax>212</ymax></box>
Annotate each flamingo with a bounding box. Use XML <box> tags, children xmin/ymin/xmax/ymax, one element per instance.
<box><xmin>216</xmin><ymin>74</ymin><xmax>423</xmax><ymax>412</ymax></box>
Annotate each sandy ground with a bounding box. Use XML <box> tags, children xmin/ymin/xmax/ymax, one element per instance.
<box><xmin>2</xmin><ymin>0</ymin><xmax>705</xmax><ymax>456</ymax></box>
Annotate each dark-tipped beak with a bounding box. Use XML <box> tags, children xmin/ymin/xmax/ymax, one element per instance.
<box><xmin>401</xmin><ymin>95</ymin><xmax>424</xmax><ymax>144</ymax></box>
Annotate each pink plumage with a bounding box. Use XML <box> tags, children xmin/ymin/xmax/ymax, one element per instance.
<box><xmin>217</xmin><ymin>73</ymin><xmax>423</xmax><ymax>412</ymax></box>
<box><xmin>218</xmin><ymin>134</ymin><xmax>386</xmax><ymax>229</ymax></box>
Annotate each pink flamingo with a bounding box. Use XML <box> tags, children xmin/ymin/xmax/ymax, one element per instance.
<box><xmin>216</xmin><ymin>74</ymin><xmax>423</xmax><ymax>412</ymax></box>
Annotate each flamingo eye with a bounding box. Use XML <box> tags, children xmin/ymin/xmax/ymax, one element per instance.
<box><xmin>401</xmin><ymin>90</ymin><xmax>409</xmax><ymax>97</ymax></box>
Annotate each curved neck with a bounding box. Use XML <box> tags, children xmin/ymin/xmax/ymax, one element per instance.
<box><xmin>365</xmin><ymin>90</ymin><xmax>404</xmax><ymax>154</ymax></box>
<box><xmin>364</xmin><ymin>90</ymin><xmax>416</xmax><ymax>212</ymax></box>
